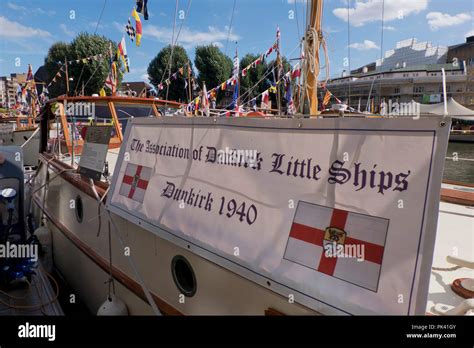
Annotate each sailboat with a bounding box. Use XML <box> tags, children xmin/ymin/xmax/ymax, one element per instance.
<box><xmin>28</xmin><ymin>0</ymin><xmax>473</xmax><ymax>316</ymax></box>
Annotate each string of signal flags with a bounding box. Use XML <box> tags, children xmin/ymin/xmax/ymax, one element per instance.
<box><xmin>103</xmin><ymin>0</ymin><xmax>149</xmax><ymax>93</ymax></box>
<box><xmin>183</xmin><ymin>39</ymin><xmax>280</xmax><ymax>110</ymax></box>
<box><xmin>125</xmin><ymin>0</ymin><xmax>149</xmax><ymax>46</ymax></box>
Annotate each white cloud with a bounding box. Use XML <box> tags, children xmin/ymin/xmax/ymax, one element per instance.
<box><xmin>333</xmin><ymin>0</ymin><xmax>428</xmax><ymax>27</ymax></box>
<box><xmin>88</xmin><ymin>21</ymin><xmax>106</xmax><ymax>30</ymax></box>
<box><xmin>465</xmin><ymin>30</ymin><xmax>474</xmax><ymax>38</ymax></box>
<box><xmin>59</xmin><ymin>24</ymin><xmax>75</xmax><ymax>37</ymax></box>
<box><xmin>146</xmin><ymin>25</ymin><xmax>240</xmax><ymax>49</ymax></box>
<box><xmin>0</xmin><ymin>16</ymin><xmax>51</xmax><ymax>39</ymax></box>
<box><xmin>426</xmin><ymin>12</ymin><xmax>471</xmax><ymax>31</ymax></box>
<box><xmin>7</xmin><ymin>2</ymin><xmax>26</xmax><ymax>11</ymax></box>
<box><xmin>287</xmin><ymin>0</ymin><xmax>307</xmax><ymax>3</ymax></box>
<box><xmin>7</xmin><ymin>2</ymin><xmax>55</xmax><ymax>16</ymax></box>
<box><xmin>113</xmin><ymin>21</ymin><xmax>125</xmax><ymax>33</ymax></box>
<box><xmin>349</xmin><ymin>40</ymin><xmax>379</xmax><ymax>50</ymax></box>
<box><xmin>383</xmin><ymin>25</ymin><xmax>395</xmax><ymax>31</ymax></box>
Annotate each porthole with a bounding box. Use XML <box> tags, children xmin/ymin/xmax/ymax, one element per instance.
<box><xmin>75</xmin><ymin>195</ymin><xmax>83</xmax><ymax>223</ymax></box>
<box><xmin>171</xmin><ymin>255</ymin><xmax>196</xmax><ymax>297</ymax></box>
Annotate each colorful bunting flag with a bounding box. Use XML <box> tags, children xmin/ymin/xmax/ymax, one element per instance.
<box><xmin>117</xmin><ymin>37</ymin><xmax>130</xmax><ymax>73</ymax></box>
<box><xmin>105</xmin><ymin>44</ymin><xmax>117</xmax><ymax>93</ymax></box>
<box><xmin>322</xmin><ymin>90</ymin><xmax>331</xmax><ymax>106</ymax></box>
<box><xmin>291</xmin><ymin>63</ymin><xmax>301</xmax><ymax>79</ymax></box>
<box><xmin>26</xmin><ymin>64</ymin><xmax>34</xmax><ymax>81</ymax></box>
<box><xmin>131</xmin><ymin>8</ymin><xmax>142</xmax><ymax>46</ymax></box>
<box><xmin>136</xmin><ymin>0</ymin><xmax>149</xmax><ymax>20</ymax></box>
<box><xmin>232</xmin><ymin>47</ymin><xmax>239</xmax><ymax>78</ymax></box>
<box><xmin>261</xmin><ymin>90</ymin><xmax>270</xmax><ymax>110</ymax></box>
<box><xmin>126</xmin><ymin>18</ymin><xmax>136</xmax><ymax>42</ymax></box>
<box><xmin>202</xmin><ymin>82</ymin><xmax>210</xmax><ymax>116</ymax></box>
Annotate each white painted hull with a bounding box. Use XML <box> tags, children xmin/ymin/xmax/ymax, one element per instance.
<box><xmin>32</xmin><ymin>162</ymin><xmax>314</xmax><ymax>315</ymax></box>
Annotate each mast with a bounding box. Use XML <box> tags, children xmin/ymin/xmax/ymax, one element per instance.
<box><xmin>276</xmin><ymin>27</ymin><xmax>281</xmax><ymax>114</ymax></box>
<box><xmin>304</xmin><ymin>0</ymin><xmax>324</xmax><ymax>115</ymax></box>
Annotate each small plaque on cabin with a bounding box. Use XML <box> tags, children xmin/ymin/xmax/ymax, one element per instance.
<box><xmin>78</xmin><ymin>126</ymin><xmax>112</xmax><ymax>181</ymax></box>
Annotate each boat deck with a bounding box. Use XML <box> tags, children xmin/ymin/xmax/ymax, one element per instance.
<box><xmin>0</xmin><ymin>264</ymin><xmax>63</xmax><ymax>316</ymax></box>
<box><xmin>427</xmin><ymin>200</ymin><xmax>474</xmax><ymax>314</ymax></box>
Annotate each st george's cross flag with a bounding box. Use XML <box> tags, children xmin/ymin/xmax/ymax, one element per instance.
<box><xmin>119</xmin><ymin>163</ymin><xmax>152</xmax><ymax>203</ymax></box>
<box><xmin>284</xmin><ymin>201</ymin><xmax>388</xmax><ymax>291</ymax></box>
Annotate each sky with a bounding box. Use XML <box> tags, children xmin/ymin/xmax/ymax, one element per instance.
<box><xmin>0</xmin><ymin>0</ymin><xmax>472</xmax><ymax>85</ymax></box>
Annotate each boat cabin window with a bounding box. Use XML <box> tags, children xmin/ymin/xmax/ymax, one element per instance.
<box><xmin>113</xmin><ymin>103</ymin><xmax>156</xmax><ymax>133</ymax></box>
<box><xmin>64</xmin><ymin>102</ymin><xmax>116</xmax><ymax>140</ymax></box>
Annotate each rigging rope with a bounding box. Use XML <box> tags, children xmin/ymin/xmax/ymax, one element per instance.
<box><xmin>162</xmin><ymin>0</ymin><xmax>193</xmax><ymax>106</ymax></box>
<box><xmin>224</xmin><ymin>0</ymin><xmax>237</xmax><ymax>56</ymax></box>
<box><xmin>86</xmin><ymin>182</ymin><xmax>162</xmax><ymax>316</ymax></box>
<box><xmin>74</xmin><ymin>0</ymin><xmax>108</xmax><ymax>96</ymax></box>
<box><xmin>301</xmin><ymin>26</ymin><xmax>330</xmax><ymax>113</ymax></box>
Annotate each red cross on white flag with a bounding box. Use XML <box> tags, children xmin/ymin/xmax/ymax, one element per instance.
<box><xmin>119</xmin><ymin>163</ymin><xmax>152</xmax><ymax>203</ymax></box>
<box><xmin>284</xmin><ymin>201</ymin><xmax>388</xmax><ymax>292</ymax></box>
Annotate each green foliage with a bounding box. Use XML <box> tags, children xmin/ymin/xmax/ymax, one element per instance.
<box><xmin>44</xmin><ymin>33</ymin><xmax>121</xmax><ymax>98</ymax></box>
<box><xmin>147</xmin><ymin>45</ymin><xmax>190</xmax><ymax>102</ymax></box>
<box><xmin>239</xmin><ymin>53</ymin><xmax>271</xmax><ymax>103</ymax></box>
<box><xmin>44</xmin><ymin>42</ymin><xmax>70</xmax><ymax>98</ymax></box>
<box><xmin>194</xmin><ymin>45</ymin><xmax>232</xmax><ymax>91</ymax></box>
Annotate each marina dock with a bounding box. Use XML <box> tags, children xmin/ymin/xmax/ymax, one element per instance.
<box><xmin>0</xmin><ymin>264</ymin><xmax>63</xmax><ymax>316</ymax></box>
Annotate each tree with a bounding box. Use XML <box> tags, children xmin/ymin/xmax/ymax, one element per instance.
<box><xmin>148</xmin><ymin>45</ymin><xmax>190</xmax><ymax>102</ymax></box>
<box><xmin>267</xmin><ymin>56</ymin><xmax>292</xmax><ymax>109</ymax></box>
<box><xmin>44</xmin><ymin>42</ymin><xmax>70</xmax><ymax>98</ymax></box>
<box><xmin>194</xmin><ymin>45</ymin><xmax>232</xmax><ymax>91</ymax></box>
<box><xmin>239</xmin><ymin>53</ymin><xmax>270</xmax><ymax>103</ymax></box>
<box><xmin>44</xmin><ymin>33</ymin><xmax>121</xmax><ymax>98</ymax></box>
<box><xmin>68</xmin><ymin>33</ymin><xmax>121</xmax><ymax>96</ymax></box>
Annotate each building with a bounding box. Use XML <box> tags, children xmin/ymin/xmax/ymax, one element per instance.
<box><xmin>118</xmin><ymin>81</ymin><xmax>153</xmax><ymax>97</ymax></box>
<box><xmin>0</xmin><ymin>77</ymin><xmax>7</xmax><ymax>108</ymax></box>
<box><xmin>447</xmin><ymin>36</ymin><xmax>474</xmax><ymax>69</ymax></box>
<box><xmin>326</xmin><ymin>37</ymin><xmax>474</xmax><ymax>111</ymax></box>
<box><xmin>375</xmin><ymin>38</ymin><xmax>448</xmax><ymax>71</ymax></box>
<box><xmin>0</xmin><ymin>73</ymin><xmax>27</xmax><ymax>108</ymax></box>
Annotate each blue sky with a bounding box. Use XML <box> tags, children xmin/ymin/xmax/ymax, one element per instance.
<box><xmin>0</xmin><ymin>0</ymin><xmax>472</xmax><ymax>84</ymax></box>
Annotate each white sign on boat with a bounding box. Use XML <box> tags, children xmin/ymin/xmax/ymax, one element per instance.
<box><xmin>106</xmin><ymin>116</ymin><xmax>450</xmax><ymax>315</ymax></box>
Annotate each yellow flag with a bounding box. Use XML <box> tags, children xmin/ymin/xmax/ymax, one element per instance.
<box><xmin>99</xmin><ymin>88</ymin><xmax>106</xmax><ymax>96</ymax></box>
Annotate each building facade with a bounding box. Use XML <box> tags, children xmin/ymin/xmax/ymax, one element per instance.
<box><xmin>326</xmin><ymin>37</ymin><xmax>474</xmax><ymax>111</ymax></box>
<box><xmin>0</xmin><ymin>77</ymin><xmax>6</xmax><ymax>108</ymax></box>
<box><xmin>0</xmin><ymin>73</ymin><xmax>27</xmax><ymax>108</ymax></box>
